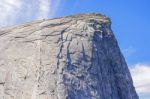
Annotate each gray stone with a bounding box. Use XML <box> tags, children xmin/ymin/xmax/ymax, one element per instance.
<box><xmin>0</xmin><ymin>13</ymin><xmax>138</xmax><ymax>99</ymax></box>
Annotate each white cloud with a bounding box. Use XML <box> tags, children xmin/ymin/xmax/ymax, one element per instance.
<box><xmin>130</xmin><ymin>64</ymin><xmax>150</xmax><ymax>94</ymax></box>
<box><xmin>38</xmin><ymin>0</ymin><xmax>51</xmax><ymax>19</ymax></box>
<box><xmin>0</xmin><ymin>0</ymin><xmax>22</xmax><ymax>26</ymax></box>
<box><xmin>0</xmin><ymin>0</ymin><xmax>61</xmax><ymax>27</ymax></box>
<box><xmin>38</xmin><ymin>0</ymin><xmax>61</xmax><ymax>19</ymax></box>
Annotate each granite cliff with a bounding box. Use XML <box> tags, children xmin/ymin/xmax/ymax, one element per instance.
<box><xmin>0</xmin><ymin>13</ymin><xmax>138</xmax><ymax>99</ymax></box>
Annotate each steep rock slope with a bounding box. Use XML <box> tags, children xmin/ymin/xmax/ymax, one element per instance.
<box><xmin>0</xmin><ymin>14</ymin><xmax>138</xmax><ymax>99</ymax></box>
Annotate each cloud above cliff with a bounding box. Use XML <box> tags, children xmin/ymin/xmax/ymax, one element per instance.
<box><xmin>0</xmin><ymin>0</ymin><xmax>22</xmax><ymax>26</ymax></box>
<box><xmin>130</xmin><ymin>64</ymin><xmax>150</xmax><ymax>94</ymax></box>
<box><xmin>0</xmin><ymin>0</ymin><xmax>61</xmax><ymax>27</ymax></box>
<box><xmin>38</xmin><ymin>0</ymin><xmax>51</xmax><ymax>19</ymax></box>
<box><xmin>122</xmin><ymin>47</ymin><xmax>136</xmax><ymax>58</ymax></box>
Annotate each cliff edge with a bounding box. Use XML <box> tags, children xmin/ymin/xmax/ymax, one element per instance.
<box><xmin>0</xmin><ymin>13</ymin><xmax>138</xmax><ymax>99</ymax></box>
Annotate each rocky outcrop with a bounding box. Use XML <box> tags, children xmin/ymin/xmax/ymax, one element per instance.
<box><xmin>0</xmin><ymin>13</ymin><xmax>138</xmax><ymax>99</ymax></box>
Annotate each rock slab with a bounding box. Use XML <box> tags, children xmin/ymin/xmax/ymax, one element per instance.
<box><xmin>0</xmin><ymin>13</ymin><xmax>138</xmax><ymax>99</ymax></box>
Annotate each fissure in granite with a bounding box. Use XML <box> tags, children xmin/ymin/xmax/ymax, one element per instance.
<box><xmin>0</xmin><ymin>14</ymin><xmax>138</xmax><ymax>99</ymax></box>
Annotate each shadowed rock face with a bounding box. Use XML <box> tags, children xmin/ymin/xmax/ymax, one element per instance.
<box><xmin>0</xmin><ymin>13</ymin><xmax>138</xmax><ymax>99</ymax></box>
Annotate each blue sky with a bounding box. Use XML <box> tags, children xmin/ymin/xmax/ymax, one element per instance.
<box><xmin>0</xmin><ymin>0</ymin><xmax>150</xmax><ymax>98</ymax></box>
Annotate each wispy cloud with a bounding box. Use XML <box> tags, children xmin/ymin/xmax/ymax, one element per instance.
<box><xmin>0</xmin><ymin>0</ymin><xmax>61</xmax><ymax>27</ymax></box>
<box><xmin>0</xmin><ymin>0</ymin><xmax>22</xmax><ymax>26</ymax></box>
<box><xmin>122</xmin><ymin>46</ymin><xmax>136</xmax><ymax>58</ymax></box>
<box><xmin>130</xmin><ymin>64</ymin><xmax>150</xmax><ymax>94</ymax></box>
<box><xmin>38</xmin><ymin>0</ymin><xmax>51</xmax><ymax>19</ymax></box>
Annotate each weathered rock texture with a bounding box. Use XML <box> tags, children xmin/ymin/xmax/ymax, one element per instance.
<box><xmin>0</xmin><ymin>13</ymin><xmax>138</xmax><ymax>99</ymax></box>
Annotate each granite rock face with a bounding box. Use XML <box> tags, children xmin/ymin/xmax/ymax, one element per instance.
<box><xmin>0</xmin><ymin>13</ymin><xmax>138</xmax><ymax>99</ymax></box>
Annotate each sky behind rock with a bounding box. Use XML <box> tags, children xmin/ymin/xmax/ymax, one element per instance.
<box><xmin>0</xmin><ymin>0</ymin><xmax>149</xmax><ymax>98</ymax></box>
